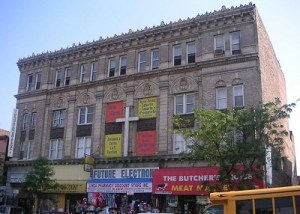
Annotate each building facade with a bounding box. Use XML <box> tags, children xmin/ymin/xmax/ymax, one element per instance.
<box><xmin>7</xmin><ymin>3</ymin><xmax>296</xmax><ymax>214</ymax></box>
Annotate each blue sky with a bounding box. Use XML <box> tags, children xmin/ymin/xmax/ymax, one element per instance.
<box><xmin>1</xmin><ymin>0</ymin><xmax>299</xmax><ymax>173</ymax></box>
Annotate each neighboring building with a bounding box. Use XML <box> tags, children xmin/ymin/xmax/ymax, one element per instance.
<box><xmin>0</xmin><ymin>129</ymin><xmax>9</xmax><ymax>205</ymax></box>
<box><xmin>7</xmin><ymin>3</ymin><xmax>296</xmax><ymax>214</ymax></box>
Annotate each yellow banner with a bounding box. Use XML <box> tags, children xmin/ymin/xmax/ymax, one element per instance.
<box><xmin>138</xmin><ymin>97</ymin><xmax>157</xmax><ymax>119</ymax></box>
<box><xmin>104</xmin><ymin>134</ymin><xmax>122</xmax><ymax>158</ymax></box>
<box><xmin>48</xmin><ymin>180</ymin><xmax>86</xmax><ymax>193</ymax></box>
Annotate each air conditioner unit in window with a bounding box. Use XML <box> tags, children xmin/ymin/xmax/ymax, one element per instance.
<box><xmin>214</xmin><ymin>49</ymin><xmax>225</xmax><ymax>55</ymax></box>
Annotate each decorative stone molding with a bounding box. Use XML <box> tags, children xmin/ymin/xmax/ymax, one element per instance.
<box><xmin>170</xmin><ymin>76</ymin><xmax>198</xmax><ymax>94</ymax></box>
<box><xmin>103</xmin><ymin>86</ymin><xmax>126</xmax><ymax>103</ymax></box>
<box><xmin>215</xmin><ymin>80</ymin><xmax>226</xmax><ymax>88</ymax></box>
<box><xmin>76</xmin><ymin>91</ymin><xmax>96</xmax><ymax>106</ymax></box>
<box><xmin>135</xmin><ymin>81</ymin><xmax>159</xmax><ymax>98</ymax></box>
<box><xmin>50</xmin><ymin>94</ymin><xmax>69</xmax><ymax>110</ymax></box>
<box><xmin>232</xmin><ymin>78</ymin><xmax>243</xmax><ymax>85</ymax></box>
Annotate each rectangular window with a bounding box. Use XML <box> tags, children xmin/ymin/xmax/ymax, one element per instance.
<box><xmin>75</xmin><ymin>137</ymin><xmax>91</xmax><ymax>158</ymax></box>
<box><xmin>138</xmin><ymin>51</ymin><xmax>147</xmax><ymax>72</ymax></box>
<box><xmin>173</xmin><ymin>132</ymin><xmax>191</xmax><ymax>154</ymax></box>
<box><xmin>216</xmin><ymin>87</ymin><xmax>227</xmax><ymax>109</ymax></box>
<box><xmin>90</xmin><ymin>62</ymin><xmax>98</xmax><ymax>81</ymax></box>
<box><xmin>233</xmin><ymin>85</ymin><xmax>244</xmax><ymax>107</ymax></box>
<box><xmin>26</xmin><ymin>74</ymin><xmax>33</xmax><ymax>91</ymax></box>
<box><xmin>108</xmin><ymin>58</ymin><xmax>116</xmax><ymax>77</ymax></box>
<box><xmin>174</xmin><ymin>93</ymin><xmax>195</xmax><ymax>114</ymax></box>
<box><xmin>255</xmin><ymin>198</ymin><xmax>273</xmax><ymax>214</ymax></box>
<box><xmin>151</xmin><ymin>49</ymin><xmax>159</xmax><ymax>70</ymax></box>
<box><xmin>78</xmin><ymin>107</ymin><xmax>93</xmax><ymax>125</ymax></box>
<box><xmin>80</xmin><ymin>64</ymin><xmax>87</xmax><ymax>83</ymax></box>
<box><xmin>19</xmin><ymin>141</ymin><xmax>25</xmax><ymax>160</ymax></box>
<box><xmin>236</xmin><ymin>200</ymin><xmax>252</xmax><ymax>213</ymax></box>
<box><xmin>275</xmin><ymin>197</ymin><xmax>293</xmax><ymax>214</ymax></box>
<box><xmin>53</xmin><ymin>109</ymin><xmax>66</xmax><ymax>128</ymax></box>
<box><xmin>31</xmin><ymin>112</ymin><xmax>37</xmax><ymax>129</ymax></box>
<box><xmin>22</xmin><ymin>114</ymin><xmax>28</xmax><ymax>130</ymax></box>
<box><xmin>27</xmin><ymin>141</ymin><xmax>33</xmax><ymax>160</ymax></box>
<box><xmin>49</xmin><ymin>139</ymin><xmax>63</xmax><ymax>159</ymax></box>
<box><xmin>173</xmin><ymin>45</ymin><xmax>182</xmax><ymax>66</ymax></box>
<box><xmin>119</xmin><ymin>56</ymin><xmax>127</xmax><ymax>75</ymax></box>
<box><xmin>231</xmin><ymin>31</ymin><xmax>241</xmax><ymax>54</ymax></box>
<box><xmin>55</xmin><ymin>70</ymin><xmax>62</xmax><ymax>87</ymax></box>
<box><xmin>35</xmin><ymin>72</ymin><xmax>41</xmax><ymax>90</ymax></box>
<box><xmin>214</xmin><ymin>34</ymin><xmax>225</xmax><ymax>54</ymax></box>
<box><xmin>187</xmin><ymin>42</ymin><xmax>196</xmax><ymax>64</ymax></box>
<box><xmin>64</xmin><ymin>67</ymin><xmax>71</xmax><ymax>86</ymax></box>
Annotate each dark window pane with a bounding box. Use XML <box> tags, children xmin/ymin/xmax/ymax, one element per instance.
<box><xmin>236</xmin><ymin>200</ymin><xmax>252</xmax><ymax>214</ymax></box>
<box><xmin>275</xmin><ymin>197</ymin><xmax>293</xmax><ymax>214</ymax></box>
<box><xmin>255</xmin><ymin>198</ymin><xmax>273</xmax><ymax>214</ymax></box>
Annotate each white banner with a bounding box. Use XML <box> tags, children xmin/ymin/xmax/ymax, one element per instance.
<box><xmin>92</xmin><ymin>167</ymin><xmax>158</xmax><ymax>179</ymax></box>
<box><xmin>8</xmin><ymin>109</ymin><xmax>18</xmax><ymax>157</ymax></box>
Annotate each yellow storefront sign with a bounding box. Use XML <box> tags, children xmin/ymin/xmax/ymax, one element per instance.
<box><xmin>138</xmin><ymin>97</ymin><xmax>157</xmax><ymax>119</ymax></box>
<box><xmin>104</xmin><ymin>134</ymin><xmax>122</xmax><ymax>158</ymax></box>
<box><xmin>48</xmin><ymin>180</ymin><xmax>86</xmax><ymax>193</ymax></box>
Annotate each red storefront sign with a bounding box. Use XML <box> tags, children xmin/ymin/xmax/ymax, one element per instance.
<box><xmin>152</xmin><ymin>167</ymin><xmax>264</xmax><ymax>195</ymax></box>
<box><xmin>106</xmin><ymin>101</ymin><xmax>124</xmax><ymax>122</ymax></box>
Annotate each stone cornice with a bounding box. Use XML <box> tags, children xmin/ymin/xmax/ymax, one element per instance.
<box><xmin>17</xmin><ymin>3</ymin><xmax>255</xmax><ymax>70</ymax></box>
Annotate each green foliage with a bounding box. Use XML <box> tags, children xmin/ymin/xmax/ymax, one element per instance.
<box><xmin>22</xmin><ymin>156</ymin><xmax>60</xmax><ymax>211</ymax></box>
<box><xmin>173</xmin><ymin>98</ymin><xmax>296</xmax><ymax>191</ymax></box>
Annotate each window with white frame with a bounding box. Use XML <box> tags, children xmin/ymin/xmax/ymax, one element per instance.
<box><xmin>173</xmin><ymin>132</ymin><xmax>192</xmax><ymax>154</ymax></box>
<box><xmin>49</xmin><ymin>139</ymin><xmax>63</xmax><ymax>159</ymax></box>
<box><xmin>138</xmin><ymin>51</ymin><xmax>147</xmax><ymax>72</ymax></box>
<box><xmin>233</xmin><ymin>85</ymin><xmax>244</xmax><ymax>107</ymax></box>
<box><xmin>55</xmin><ymin>70</ymin><xmax>62</xmax><ymax>87</ymax></box>
<box><xmin>31</xmin><ymin>112</ymin><xmax>37</xmax><ymax>129</ymax></box>
<box><xmin>80</xmin><ymin>64</ymin><xmax>87</xmax><ymax>83</ymax></box>
<box><xmin>173</xmin><ymin>45</ymin><xmax>182</xmax><ymax>66</ymax></box>
<box><xmin>119</xmin><ymin>56</ymin><xmax>127</xmax><ymax>75</ymax></box>
<box><xmin>108</xmin><ymin>58</ymin><xmax>116</xmax><ymax>77</ymax></box>
<box><xmin>216</xmin><ymin>87</ymin><xmax>227</xmax><ymax>110</ymax></box>
<box><xmin>64</xmin><ymin>67</ymin><xmax>71</xmax><ymax>86</ymax></box>
<box><xmin>187</xmin><ymin>42</ymin><xmax>196</xmax><ymax>64</ymax></box>
<box><xmin>53</xmin><ymin>109</ymin><xmax>66</xmax><ymax>127</ymax></box>
<box><xmin>35</xmin><ymin>72</ymin><xmax>41</xmax><ymax>90</ymax></box>
<box><xmin>214</xmin><ymin>34</ymin><xmax>225</xmax><ymax>54</ymax></box>
<box><xmin>231</xmin><ymin>31</ymin><xmax>241</xmax><ymax>55</ymax></box>
<box><xmin>174</xmin><ymin>93</ymin><xmax>195</xmax><ymax>114</ymax></box>
<box><xmin>19</xmin><ymin>141</ymin><xmax>25</xmax><ymax>160</ymax></box>
<box><xmin>27</xmin><ymin>140</ymin><xmax>33</xmax><ymax>160</ymax></box>
<box><xmin>151</xmin><ymin>49</ymin><xmax>159</xmax><ymax>70</ymax></box>
<box><xmin>78</xmin><ymin>107</ymin><xmax>93</xmax><ymax>125</ymax></box>
<box><xmin>90</xmin><ymin>61</ymin><xmax>98</xmax><ymax>81</ymax></box>
<box><xmin>26</xmin><ymin>74</ymin><xmax>33</xmax><ymax>91</ymax></box>
<box><xmin>22</xmin><ymin>114</ymin><xmax>28</xmax><ymax>130</ymax></box>
<box><xmin>75</xmin><ymin>136</ymin><xmax>91</xmax><ymax>158</ymax></box>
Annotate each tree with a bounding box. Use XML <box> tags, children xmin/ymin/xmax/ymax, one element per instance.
<box><xmin>22</xmin><ymin>156</ymin><xmax>59</xmax><ymax>213</ymax></box>
<box><xmin>173</xmin><ymin>98</ymin><xmax>296</xmax><ymax>191</ymax></box>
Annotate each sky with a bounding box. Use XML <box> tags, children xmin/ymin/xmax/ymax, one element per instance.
<box><xmin>0</xmin><ymin>0</ymin><xmax>299</xmax><ymax>173</ymax></box>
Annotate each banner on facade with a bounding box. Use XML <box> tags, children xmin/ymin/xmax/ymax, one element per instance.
<box><xmin>104</xmin><ymin>134</ymin><xmax>122</xmax><ymax>158</ymax></box>
<box><xmin>87</xmin><ymin>178</ymin><xmax>152</xmax><ymax>193</ymax></box>
<box><xmin>106</xmin><ymin>101</ymin><xmax>124</xmax><ymax>122</ymax></box>
<box><xmin>138</xmin><ymin>97</ymin><xmax>157</xmax><ymax>119</ymax></box>
<box><xmin>136</xmin><ymin>130</ymin><xmax>156</xmax><ymax>156</ymax></box>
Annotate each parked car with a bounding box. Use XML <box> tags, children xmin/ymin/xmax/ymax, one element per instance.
<box><xmin>0</xmin><ymin>205</ymin><xmax>25</xmax><ymax>214</ymax></box>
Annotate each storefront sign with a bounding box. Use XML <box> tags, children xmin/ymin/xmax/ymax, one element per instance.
<box><xmin>136</xmin><ymin>131</ymin><xmax>156</xmax><ymax>156</ymax></box>
<box><xmin>49</xmin><ymin>180</ymin><xmax>86</xmax><ymax>193</ymax></box>
<box><xmin>9</xmin><ymin>172</ymin><xmax>26</xmax><ymax>183</ymax></box>
<box><xmin>152</xmin><ymin>167</ymin><xmax>264</xmax><ymax>195</ymax></box>
<box><xmin>93</xmin><ymin>167</ymin><xmax>158</xmax><ymax>179</ymax></box>
<box><xmin>104</xmin><ymin>134</ymin><xmax>122</xmax><ymax>158</ymax></box>
<box><xmin>87</xmin><ymin>178</ymin><xmax>152</xmax><ymax>193</ymax></box>
<box><xmin>106</xmin><ymin>101</ymin><xmax>124</xmax><ymax>122</ymax></box>
<box><xmin>138</xmin><ymin>97</ymin><xmax>157</xmax><ymax>119</ymax></box>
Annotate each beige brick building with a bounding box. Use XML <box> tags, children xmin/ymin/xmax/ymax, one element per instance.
<box><xmin>7</xmin><ymin>3</ymin><xmax>296</xmax><ymax>214</ymax></box>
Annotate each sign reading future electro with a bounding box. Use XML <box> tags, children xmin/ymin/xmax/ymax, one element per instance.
<box><xmin>92</xmin><ymin>167</ymin><xmax>158</xmax><ymax>179</ymax></box>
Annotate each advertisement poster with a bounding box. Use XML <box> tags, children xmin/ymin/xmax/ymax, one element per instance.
<box><xmin>138</xmin><ymin>97</ymin><xmax>157</xmax><ymax>119</ymax></box>
<box><xmin>136</xmin><ymin>131</ymin><xmax>156</xmax><ymax>156</ymax></box>
<box><xmin>106</xmin><ymin>101</ymin><xmax>124</xmax><ymax>122</ymax></box>
<box><xmin>104</xmin><ymin>134</ymin><xmax>122</xmax><ymax>158</ymax></box>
